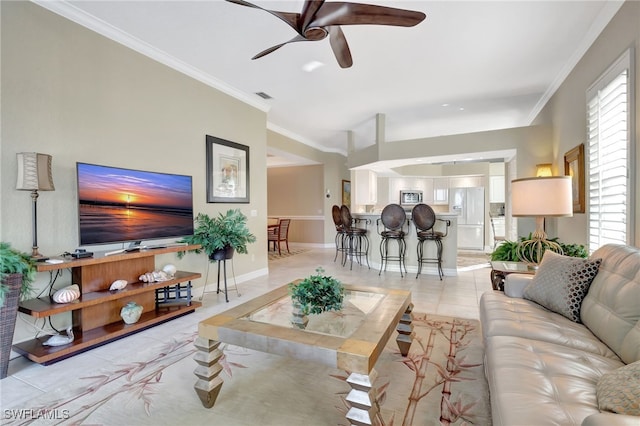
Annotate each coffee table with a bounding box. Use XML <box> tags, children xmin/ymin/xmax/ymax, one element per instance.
<box><xmin>194</xmin><ymin>282</ymin><xmax>413</xmax><ymax>425</ymax></box>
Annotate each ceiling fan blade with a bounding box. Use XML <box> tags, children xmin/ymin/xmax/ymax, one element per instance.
<box><xmin>225</xmin><ymin>0</ymin><xmax>300</xmax><ymax>32</ymax></box>
<box><xmin>252</xmin><ymin>34</ymin><xmax>308</xmax><ymax>60</ymax></box>
<box><xmin>312</xmin><ymin>2</ymin><xmax>426</xmax><ymax>27</ymax></box>
<box><xmin>328</xmin><ymin>26</ymin><xmax>353</xmax><ymax>69</ymax></box>
<box><xmin>299</xmin><ymin>0</ymin><xmax>325</xmax><ymax>31</ymax></box>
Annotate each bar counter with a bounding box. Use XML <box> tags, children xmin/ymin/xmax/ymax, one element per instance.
<box><xmin>351</xmin><ymin>212</ymin><xmax>458</xmax><ymax>277</ymax></box>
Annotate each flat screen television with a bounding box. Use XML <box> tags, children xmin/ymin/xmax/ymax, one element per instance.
<box><xmin>76</xmin><ymin>162</ymin><xmax>194</xmax><ymax>247</ymax></box>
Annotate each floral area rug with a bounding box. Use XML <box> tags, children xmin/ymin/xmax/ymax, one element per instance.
<box><xmin>3</xmin><ymin>314</ymin><xmax>490</xmax><ymax>426</ymax></box>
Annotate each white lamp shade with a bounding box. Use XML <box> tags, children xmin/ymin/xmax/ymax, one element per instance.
<box><xmin>511</xmin><ymin>176</ymin><xmax>572</xmax><ymax>217</ymax></box>
<box><xmin>16</xmin><ymin>152</ymin><xmax>55</xmax><ymax>191</ymax></box>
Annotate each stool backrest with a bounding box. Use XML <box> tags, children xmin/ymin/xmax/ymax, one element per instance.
<box><xmin>380</xmin><ymin>204</ymin><xmax>406</xmax><ymax>231</ymax></box>
<box><xmin>412</xmin><ymin>204</ymin><xmax>436</xmax><ymax>232</ymax></box>
<box><xmin>332</xmin><ymin>205</ymin><xmax>343</xmax><ymax>230</ymax></box>
<box><xmin>340</xmin><ymin>205</ymin><xmax>354</xmax><ymax>230</ymax></box>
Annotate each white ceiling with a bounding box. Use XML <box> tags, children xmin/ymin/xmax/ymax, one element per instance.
<box><xmin>37</xmin><ymin>0</ymin><xmax>623</xmax><ymax>167</ymax></box>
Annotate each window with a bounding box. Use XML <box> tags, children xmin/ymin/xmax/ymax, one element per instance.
<box><xmin>586</xmin><ymin>49</ymin><xmax>635</xmax><ymax>252</ymax></box>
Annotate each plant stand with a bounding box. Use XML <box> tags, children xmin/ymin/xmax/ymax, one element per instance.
<box><xmin>1</xmin><ymin>274</ymin><xmax>22</xmax><ymax>379</ymax></box>
<box><xmin>201</xmin><ymin>247</ymin><xmax>238</xmax><ymax>303</ymax></box>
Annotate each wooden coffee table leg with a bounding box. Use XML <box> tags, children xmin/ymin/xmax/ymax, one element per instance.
<box><xmin>345</xmin><ymin>369</ymin><xmax>379</xmax><ymax>426</ymax></box>
<box><xmin>194</xmin><ymin>337</ymin><xmax>224</xmax><ymax>408</ymax></box>
<box><xmin>396</xmin><ymin>303</ymin><xmax>414</xmax><ymax>356</ymax></box>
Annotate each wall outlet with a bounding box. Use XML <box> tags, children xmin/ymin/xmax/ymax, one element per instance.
<box><xmin>250</xmin><ymin>209</ymin><xmax>257</xmax><ymax>217</ymax></box>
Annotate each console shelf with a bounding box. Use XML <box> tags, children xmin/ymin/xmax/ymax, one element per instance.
<box><xmin>14</xmin><ymin>245</ymin><xmax>202</xmax><ymax>365</ymax></box>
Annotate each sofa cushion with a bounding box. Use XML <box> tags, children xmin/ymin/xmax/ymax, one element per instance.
<box><xmin>485</xmin><ymin>335</ymin><xmax>625</xmax><ymax>426</ymax></box>
<box><xmin>480</xmin><ymin>291</ymin><xmax>620</xmax><ymax>360</ymax></box>
<box><xmin>581</xmin><ymin>244</ymin><xmax>640</xmax><ymax>364</ymax></box>
<box><xmin>523</xmin><ymin>251</ymin><xmax>601</xmax><ymax>322</ymax></box>
<box><xmin>596</xmin><ymin>360</ymin><xmax>640</xmax><ymax>415</ymax></box>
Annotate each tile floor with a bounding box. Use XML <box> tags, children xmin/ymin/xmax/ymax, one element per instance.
<box><xmin>0</xmin><ymin>247</ymin><xmax>493</xmax><ymax>412</ymax></box>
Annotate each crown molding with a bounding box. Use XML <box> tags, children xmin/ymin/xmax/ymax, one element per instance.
<box><xmin>267</xmin><ymin>123</ymin><xmax>347</xmax><ymax>157</ymax></box>
<box><xmin>31</xmin><ymin>0</ymin><xmax>270</xmax><ymax>113</ymax></box>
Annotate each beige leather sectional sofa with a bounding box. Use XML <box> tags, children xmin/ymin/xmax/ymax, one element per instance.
<box><xmin>480</xmin><ymin>244</ymin><xmax>639</xmax><ymax>425</ymax></box>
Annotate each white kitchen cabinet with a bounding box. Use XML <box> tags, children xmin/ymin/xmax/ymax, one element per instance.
<box><xmin>449</xmin><ymin>176</ymin><xmax>483</xmax><ymax>188</ymax></box>
<box><xmin>422</xmin><ymin>178</ymin><xmax>434</xmax><ymax>204</ymax></box>
<box><xmin>354</xmin><ymin>170</ymin><xmax>377</xmax><ymax>205</ymax></box>
<box><xmin>433</xmin><ymin>177</ymin><xmax>449</xmax><ymax>205</ymax></box>
<box><xmin>489</xmin><ymin>175</ymin><xmax>505</xmax><ymax>203</ymax></box>
<box><xmin>388</xmin><ymin>178</ymin><xmax>403</xmax><ymax>204</ymax></box>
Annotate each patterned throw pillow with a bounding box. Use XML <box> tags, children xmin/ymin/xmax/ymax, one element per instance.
<box><xmin>523</xmin><ymin>251</ymin><xmax>601</xmax><ymax>322</ymax></box>
<box><xmin>597</xmin><ymin>361</ymin><xmax>640</xmax><ymax>415</ymax></box>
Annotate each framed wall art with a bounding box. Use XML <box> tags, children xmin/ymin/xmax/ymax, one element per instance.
<box><xmin>342</xmin><ymin>180</ymin><xmax>351</xmax><ymax>206</ymax></box>
<box><xmin>564</xmin><ymin>143</ymin><xmax>585</xmax><ymax>213</ymax></box>
<box><xmin>206</xmin><ymin>135</ymin><xmax>250</xmax><ymax>203</ymax></box>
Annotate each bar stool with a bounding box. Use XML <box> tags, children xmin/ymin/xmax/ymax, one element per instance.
<box><xmin>377</xmin><ymin>204</ymin><xmax>409</xmax><ymax>277</ymax></box>
<box><xmin>412</xmin><ymin>203</ymin><xmax>451</xmax><ymax>280</ymax></box>
<box><xmin>332</xmin><ymin>205</ymin><xmax>347</xmax><ymax>263</ymax></box>
<box><xmin>340</xmin><ymin>205</ymin><xmax>370</xmax><ymax>270</ymax></box>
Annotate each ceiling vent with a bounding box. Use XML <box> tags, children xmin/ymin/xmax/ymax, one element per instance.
<box><xmin>255</xmin><ymin>92</ymin><xmax>272</xmax><ymax>100</ymax></box>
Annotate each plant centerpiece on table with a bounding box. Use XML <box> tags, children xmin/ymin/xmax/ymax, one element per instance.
<box><xmin>177</xmin><ymin>209</ymin><xmax>256</xmax><ymax>261</ymax></box>
<box><xmin>490</xmin><ymin>233</ymin><xmax>587</xmax><ymax>262</ymax></box>
<box><xmin>289</xmin><ymin>267</ymin><xmax>345</xmax><ymax>316</ymax></box>
<box><xmin>1</xmin><ymin>242</ymin><xmax>36</xmax><ymax>378</ymax></box>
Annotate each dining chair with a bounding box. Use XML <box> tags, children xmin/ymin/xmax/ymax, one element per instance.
<box><xmin>268</xmin><ymin>218</ymin><xmax>291</xmax><ymax>255</ymax></box>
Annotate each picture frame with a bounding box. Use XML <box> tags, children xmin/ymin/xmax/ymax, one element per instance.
<box><xmin>342</xmin><ymin>180</ymin><xmax>351</xmax><ymax>206</ymax></box>
<box><xmin>206</xmin><ymin>135</ymin><xmax>250</xmax><ymax>203</ymax></box>
<box><xmin>564</xmin><ymin>143</ymin><xmax>585</xmax><ymax>213</ymax></box>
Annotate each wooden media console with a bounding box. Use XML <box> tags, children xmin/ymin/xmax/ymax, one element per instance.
<box><xmin>14</xmin><ymin>245</ymin><xmax>201</xmax><ymax>364</ymax></box>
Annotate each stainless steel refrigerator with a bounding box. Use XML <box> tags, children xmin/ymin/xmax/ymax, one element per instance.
<box><xmin>450</xmin><ymin>187</ymin><xmax>485</xmax><ymax>250</ymax></box>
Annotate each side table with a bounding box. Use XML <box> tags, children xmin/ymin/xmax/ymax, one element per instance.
<box><xmin>490</xmin><ymin>261</ymin><xmax>535</xmax><ymax>291</ymax></box>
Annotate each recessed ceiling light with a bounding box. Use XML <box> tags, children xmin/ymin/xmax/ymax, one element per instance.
<box><xmin>302</xmin><ymin>61</ymin><xmax>325</xmax><ymax>72</ymax></box>
<box><xmin>441</xmin><ymin>103</ymin><xmax>449</xmax><ymax>107</ymax></box>
<box><xmin>459</xmin><ymin>107</ymin><xmax>465</xmax><ymax>111</ymax></box>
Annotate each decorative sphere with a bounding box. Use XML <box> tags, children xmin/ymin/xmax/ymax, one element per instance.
<box><xmin>162</xmin><ymin>264</ymin><xmax>177</xmax><ymax>276</ymax></box>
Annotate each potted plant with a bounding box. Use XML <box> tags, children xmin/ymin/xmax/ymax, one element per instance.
<box><xmin>289</xmin><ymin>267</ymin><xmax>345</xmax><ymax>316</ymax></box>
<box><xmin>1</xmin><ymin>242</ymin><xmax>36</xmax><ymax>379</ymax></box>
<box><xmin>490</xmin><ymin>234</ymin><xmax>587</xmax><ymax>262</ymax></box>
<box><xmin>177</xmin><ymin>209</ymin><xmax>256</xmax><ymax>261</ymax></box>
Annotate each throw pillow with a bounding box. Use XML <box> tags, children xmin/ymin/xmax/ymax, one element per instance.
<box><xmin>596</xmin><ymin>361</ymin><xmax>640</xmax><ymax>415</ymax></box>
<box><xmin>523</xmin><ymin>251</ymin><xmax>601</xmax><ymax>322</ymax></box>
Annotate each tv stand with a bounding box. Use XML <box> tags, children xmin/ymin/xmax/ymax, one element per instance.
<box><xmin>14</xmin><ymin>245</ymin><xmax>202</xmax><ymax>364</ymax></box>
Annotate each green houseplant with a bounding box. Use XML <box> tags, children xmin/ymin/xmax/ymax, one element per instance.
<box><xmin>0</xmin><ymin>242</ymin><xmax>36</xmax><ymax>307</ymax></box>
<box><xmin>289</xmin><ymin>267</ymin><xmax>345</xmax><ymax>316</ymax></box>
<box><xmin>490</xmin><ymin>234</ymin><xmax>587</xmax><ymax>262</ymax></box>
<box><xmin>177</xmin><ymin>209</ymin><xmax>256</xmax><ymax>261</ymax></box>
<box><xmin>1</xmin><ymin>242</ymin><xmax>36</xmax><ymax>378</ymax></box>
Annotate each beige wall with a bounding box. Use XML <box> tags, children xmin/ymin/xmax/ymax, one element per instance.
<box><xmin>267</xmin><ymin>130</ymin><xmax>349</xmax><ymax>245</ymax></box>
<box><xmin>536</xmin><ymin>0</ymin><xmax>640</xmax><ymax>247</ymax></box>
<box><xmin>348</xmin><ymin>125</ymin><xmax>553</xmax><ymax>178</ymax></box>
<box><xmin>267</xmin><ymin>165</ymin><xmax>325</xmax><ymax>245</ymax></box>
<box><xmin>1</xmin><ymin>2</ymin><xmax>269</xmax><ymax>341</ymax></box>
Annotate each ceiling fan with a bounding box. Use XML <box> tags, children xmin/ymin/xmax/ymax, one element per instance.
<box><xmin>226</xmin><ymin>0</ymin><xmax>426</xmax><ymax>68</ymax></box>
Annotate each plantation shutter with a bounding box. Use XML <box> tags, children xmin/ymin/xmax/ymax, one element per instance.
<box><xmin>586</xmin><ymin>51</ymin><xmax>632</xmax><ymax>252</ymax></box>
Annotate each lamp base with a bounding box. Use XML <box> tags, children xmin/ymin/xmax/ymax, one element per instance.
<box><xmin>31</xmin><ymin>247</ymin><xmax>49</xmax><ymax>262</ymax></box>
<box><xmin>516</xmin><ymin>237</ymin><xmax>563</xmax><ymax>266</ymax></box>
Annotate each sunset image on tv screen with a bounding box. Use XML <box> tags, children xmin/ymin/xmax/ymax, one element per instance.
<box><xmin>77</xmin><ymin>163</ymin><xmax>194</xmax><ymax>245</ymax></box>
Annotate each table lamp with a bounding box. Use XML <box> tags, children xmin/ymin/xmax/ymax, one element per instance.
<box><xmin>16</xmin><ymin>152</ymin><xmax>55</xmax><ymax>259</ymax></box>
<box><xmin>511</xmin><ymin>176</ymin><xmax>573</xmax><ymax>266</ymax></box>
